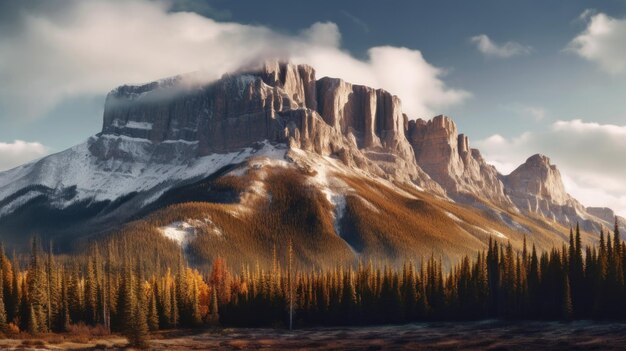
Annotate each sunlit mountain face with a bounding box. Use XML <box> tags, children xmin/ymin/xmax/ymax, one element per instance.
<box><xmin>1</xmin><ymin>1</ymin><xmax>626</xmax><ymax>349</ymax></box>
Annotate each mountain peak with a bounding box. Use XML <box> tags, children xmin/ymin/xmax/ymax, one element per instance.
<box><xmin>506</xmin><ymin>153</ymin><xmax>568</xmax><ymax>205</ymax></box>
<box><xmin>406</xmin><ymin>114</ymin><xmax>509</xmax><ymax>205</ymax></box>
<box><xmin>525</xmin><ymin>154</ymin><xmax>555</xmax><ymax>168</ymax></box>
<box><xmin>501</xmin><ymin>152</ymin><xmax>588</xmax><ymax>227</ymax></box>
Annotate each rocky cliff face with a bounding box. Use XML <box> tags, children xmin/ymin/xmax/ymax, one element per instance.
<box><xmin>501</xmin><ymin>154</ymin><xmax>618</xmax><ymax>231</ymax></box>
<box><xmin>504</xmin><ymin>154</ymin><xmax>570</xmax><ymax>207</ymax></box>
<box><xmin>100</xmin><ymin>61</ymin><xmax>441</xmax><ymax>191</ymax></box>
<box><xmin>587</xmin><ymin>207</ymin><xmax>618</xmax><ymax>224</ymax></box>
<box><xmin>406</xmin><ymin>115</ymin><xmax>509</xmax><ymax>205</ymax></box>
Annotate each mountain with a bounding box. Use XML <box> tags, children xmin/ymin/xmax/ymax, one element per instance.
<box><xmin>407</xmin><ymin>115</ymin><xmax>509</xmax><ymax>206</ymax></box>
<box><xmin>0</xmin><ymin>61</ymin><xmax>622</xmax><ymax>266</ymax></box>
<box><xmin>503</xmin><ymin>155</ymin><xmax>584</xmax><ymax>226</ymax></box>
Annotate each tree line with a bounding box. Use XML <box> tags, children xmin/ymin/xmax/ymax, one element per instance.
<box><xmin>0</xmin><ymin>221</ymin><xmax>624</xmax><ymax>346</ymax></box>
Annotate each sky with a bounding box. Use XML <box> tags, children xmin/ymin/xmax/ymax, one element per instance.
<box><xmin>1</xmin><ymin>0</ymin><xmax>626</xmax><ymax>216</ymax></box>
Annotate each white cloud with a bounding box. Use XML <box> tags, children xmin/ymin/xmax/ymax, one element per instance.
<box><xmin>0</xmin><ymin>140</ymin><xmax>49</xmax><ymax>171</ymax></box>
<box><xmin>470</xmin><ymin>34</ymin><xmax>532</xmax><ymax>58</ymax></box>
<box><xmin>475</xmin><ymin>119</ymin><xmax>626</xmax><ymax>217</ymax></box>
<box><xmin>0</xmin><ymin>0</ymin><xmax>468</xmax><ymax>122</ymax></box>
<box><xmin>568</xmin><ymin>12</ymin><xmax>626</xmax><ymax>74</ymax></box>
<box><xmin>296</xmin><ymin>45</ymin><xmax>470</xmax><ymax>120</ymax></box>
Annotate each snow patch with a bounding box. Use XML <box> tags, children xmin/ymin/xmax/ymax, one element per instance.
<box><xmin>160</xmin><ymin>221</ymin><xmax>196</xmax><ymax>247</ymax></box>
<box><xmin>471</xmin><ymin>225</ymin><xmax>508</xmax><ymax>240</ymax></box>
<box><xmin>100</xmin><ymin>134</ymin><xmax>151</xmax><ymax>143</ymax></box>
<box><xmin>0</xmin><ymin>190</ymin><xmax>42</xmax><ymax>217</ymax></box>
<box><xmin>495</xmin><ymin>212</ymin><xmax>530</xmax><ymax>233</ymax></box>
<box><xmin>162</xmin><ymin>139</ymin><xmax>199</xmax><ymax>145</ymax></box>
<box><xmin>294</xmin><ymin>151</ymin><xmax>359</xmax><ymax>254</ymax></box>
<box><xmin>0</xmin><ymin>137</ymin><xmax>283</xmax><ymax>215</ymax></box>
<box><xmin>228</xmin><ymin>142</ymin><xmax>289</xmax><ymax>177</ymax></box>
<box><xmin>445</xmin><ymin>211</ymin><xmax>463</xmax><ymax>222</ymax></box>
<box><xmin>413</xmin><ymin>184</ymin><xmax>425</xmax><ymax>192</ymax></box>
<box><xmin>356</xmin><ymin>195</ymin><xmax>380</xmax><ymax>213</ymax></box>
<box><xmin>236</xmin><ymin>74</ymin><xmax>257</xmax><ymax>95</ymax></box>
<box><xmin>159</xmin><ymin>217</ymin><xmax>223</xmax><ymax>247</ymax></box>
<box><xmin>331</xmin><ymin>193</ymin><xmax>347</xmax><ymax>234</ymax></box>
<box><xmin>225</xmin><ymin>142</ymin><xmax>291</xmax><ymax>209</ymax></box>
<box><xmin>111</xmin><ymin>120</ymin><xmax>154</xmax><ymax>130</ymax></box>
<box><xmin>125</xmin><ymin>121</ymin><xmax>153</xmax><ymax>130</ymax></box>
<box><xmin>249</xmin><ymin>180</ymin><xmax>266</xmax><ymax>196</ymax></box>
<box><xmin>490</xmin><ymin>229</ymin><xmax>507</xmax><ymax>239</ymax></box>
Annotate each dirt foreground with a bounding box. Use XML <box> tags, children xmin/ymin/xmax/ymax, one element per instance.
<box><xmin>2</xmin><ymin>321</ymin><xmax>626</xmax><ymax>350</ymax></box>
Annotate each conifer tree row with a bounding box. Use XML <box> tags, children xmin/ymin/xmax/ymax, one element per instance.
<box><xmin>0</xmin><ymin>222</ymin><xmax>625</xmax><ymax>339</ymax></box>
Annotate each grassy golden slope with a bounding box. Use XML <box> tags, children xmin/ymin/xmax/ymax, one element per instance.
<box><xmin>117</xmin><ymin>166</ymin><xmax>354</xmax><ymax>270</ymax></box>
<box><xmin>110</xmin><ymin>157</ymin><xmax>593</xmax><ymax>270</ymax></box>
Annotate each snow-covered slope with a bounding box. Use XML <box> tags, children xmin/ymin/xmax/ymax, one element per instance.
<box><xmin>0</xmin><ymin>131</ymin><xmax>289</xmax><ymax>250</ymax></box>
<box><xmin>0</xmin><ymin>137</ymin><xmax>289</xmax><ymax>217</ymax></box>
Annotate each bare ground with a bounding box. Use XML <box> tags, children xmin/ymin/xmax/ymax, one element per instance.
<box><xmin>2</xmin><ymin>321</ymin><xmax>626</xmax><ymax>350</ymax></box>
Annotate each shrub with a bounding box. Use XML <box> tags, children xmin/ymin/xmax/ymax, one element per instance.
<box><xmin>6</xmin><ymin>323</ymin><xmax>20</xmax><ymax>335</ymax></box>
<box><xmin>66</xmin><ymin>322</ymin><xmax>110</xmax><ymax>341</ymax></box>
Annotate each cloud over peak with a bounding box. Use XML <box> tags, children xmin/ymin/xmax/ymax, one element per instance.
<box><xmin>0</xmin><ymin>0</ymin><xmax>468</xmax><ymax>122</ymax></box>
<box><xmin>470</xmin><ymin>34</ymin><xmax>532</xmax><ymax>59</ymax></box>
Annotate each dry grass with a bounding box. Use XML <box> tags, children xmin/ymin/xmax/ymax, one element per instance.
<box><xmin>337</xmin><ymin>176</ymin><xmax>485</xmax><ymax>266</ymax></box>
<box><xmin>394</xmin><ymin>181</ymin><xmax>592</xmax><ymax>254</ymax></box>
<box><xmin>106</xmin><ymin>161</ymin><xmax>580</xmax><ymax>271</ymax></box>
<box><xmin>66</xmin><ymin>323</ymin><xmax>110</xmax><ymax>340</ymax></box>
<box><xmin>105</xmin><ymin>166</ymin><xmax>354</xmax><ymax>270</ymax></box>
<box><xmin>166</xmin><ymin>168</ymin><xmax>353</xmax><ymax>269</ymax></box>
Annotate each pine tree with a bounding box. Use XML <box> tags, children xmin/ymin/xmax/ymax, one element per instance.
<box><xmin>158</xmin><ymin>271</ymin><xmax>173</xmax><ymax>328</ymax></box>
<box><xmin>129</xmin><ymin>301</ymin><xmax>149</xmax><ymax>348</ymax></box>
<box><xmin>562</xmin><ymin>274</ymin><xmax>573</xmax><ymax>320</ymax></box>
<box><xmin>147</xmin><ymin>289</ymin><xmax>159</xmax><ymax>331</ymax></box>
<box><xmin>169</xmin><ymin>282</ymin><xmax>179</xmax><ymax>328</ymax></box>
<box><xmin>120</xmin><ymin>261</ymin><xmax>149</xmax><ymax>348</ymax></box>
<box><xmin>402</xmin><ymin>262</ymin><xmax>417</xmax><ymax>320</ymax></box>
<box><xmin>287</xmin><ymin>240</ymin><xmax>294</xmax><ymax>330</ymax></box>
<box><xmin>132</xmin><ymin>280</ymin><xmax>150</xmax><ymax>347</ymax></box>
<box><xmin>19</xmin><ymin>276</ymin><xmax>29</xmax><ymax>331</ymax></box>
<box><xmin>104</xmin><ymin>243</ymin><xmax>115</xmax><ymax>332</ymax></box>
<box><xmin>528</xmin><ymin>245</ymin><xmax>540</xmax><ymax>316</ymax></box>
<box><xmin>119</xmin><ymin>260</ymin><xmax>136</xmax><ymax>333</ymax></box>
<box><xmin>0</xmin><ymin>275</ymin><xmax>8</xmax><ymax>333</ymax></box>
<box><xmin>27</xmin><ymin>304</ymin><xmax>39</xmax><ymax>335</ymax></box>
<box><xmin>4</xmin><ymin>252</ymin><xmax>19</xmax><ymax>324</ymax></box>
<box><xmin>190</xmin><ymin>279</ymin><xmax>202</xmax><ymax>327</ymax></box>
<box><xmin>67</xmin><ymin>264</ymin><xmax>82</xmax><ymax>324</ymax></box>
<box><xmin>208</xmin><ymin>288</ymin><xmax>219</xmax><ymax>325</ymax></box>
<box><xmin>599</xmin><ymin>229</ymin><xmax>608</xmax><ymax>278</ymax></box>
<box><xmin>45</xmin><ymin>242</ymin><xmax>59</xmax><ymax>331</ymax></box>
<box><xmin>175</xmin><ymin>251</ymin><xmax>190</xmax><ymax>325</ymax></box>
<box><xmin>60</xmin><ymin>269</ymin><xmax>71</xmax><ymax>332</ymax></box>
<box><xmin>84</xmin><ymin>256</ymin><xmax>98</xmax><ymax>325</ymax></box>
<box><xmin>613</xmin><ymin>217</ymin><xmax>622</xmax><ymax>259</ymax></box>
<box><xmin>27</xmin><ymin>238</ymin><xmax>48</xmax><ymax>333</ymax></box>
<box><xmin>340</xmin><ymin>269</ymin><xmax>358</xmax><ymax>324</ymax></box>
